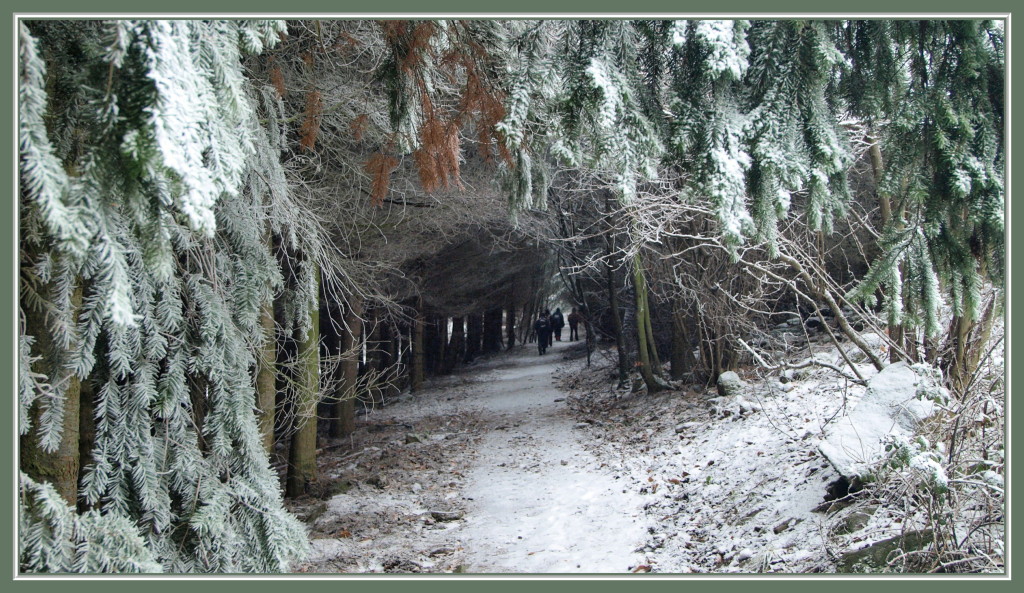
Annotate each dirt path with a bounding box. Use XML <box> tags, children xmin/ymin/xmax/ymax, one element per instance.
<box><xmin>456</xmin><ymin>340</ymin><xmax>648</xmax><ymax>573</ymax></box>
<box><xmin>295</xmin><ymin>337</ymin><xmax>649</xmax><ymax>574</ymax></box>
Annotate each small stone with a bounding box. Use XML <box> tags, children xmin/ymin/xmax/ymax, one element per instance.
<box><xmin>430</xmin><ymin>510</ymin><xmax>464</xmax><ymax>522</ymax></box>
<box><xmin>773</xmin><ymin>518</ymin><xmax>793</xmax><ymax>534</ymax></box>
<box><xmin>717</xmin><ymin>371</ymin><xmax>744</xmax><ymax>396</ymax></box>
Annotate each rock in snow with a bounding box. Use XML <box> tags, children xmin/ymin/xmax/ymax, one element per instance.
<box><xmin>817</xmin><ymin>362</ymin><xmax>945</xmax><ymax>479</ymax></box>
<box><xmin>716</xmin><ymin>371</ymin><xmax>744</xmax><ymax>396</ymax></box>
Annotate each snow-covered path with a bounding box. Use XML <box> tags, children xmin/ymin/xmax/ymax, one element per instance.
<box><xmin>456</xmin><ymin>340</ymin><xmax>648</xmax><ymax>573</ymax></box>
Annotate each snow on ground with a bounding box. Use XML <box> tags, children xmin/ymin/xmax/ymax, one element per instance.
<box><xmin>290</xmin><ymin>331</ymin><xmax>908</xmax><ymax>574</ymax></box>
<box><xmin>456</xmin><ymin>347</ymin><xmax>647</xmax><ymax>573</ymax></box>
<box><xmin>563</xmin><ymin>350</ymin><xmax>867</xmax><ymax>573</ymax></box>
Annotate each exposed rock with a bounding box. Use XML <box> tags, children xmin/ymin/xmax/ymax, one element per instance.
<box><xmin>430</xmin><ymin>509</ymin><xmax>465</xmax><ymax>522</ymax></box>
<box><xmin>773</xmin><ymin>518</ymin><xmax>793</xmax><ymax>534</ymax></box>
<box><xmin>716</xmin><ymin>371</ymin><xmax>744</xmax><ymax>396</ymax></box>
<box><xmin>818</xmin><ymin>362</ymin><xmax>943</xmax><ymax>480</ymax></box>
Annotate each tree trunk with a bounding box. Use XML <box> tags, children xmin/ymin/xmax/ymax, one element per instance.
<box><xmin>869</xmin><ymin>134</ymin><xmax>909</xmax><ymax>364</ymax></box>
<box><xmin>505</xmin><ymin>303</ymin><xmax>516</xmax><ymax>349</ymax></box>
<box><xmin>287</xmin><ymin>264</ymin><xmax>321</xmax><ymax>498</ymax></box>
<box><xmin>330</xmin><ymin>294</ymin><xmax>363</xmax><ymax>438</ymax></box>
<box><xmin>946</xmin><ymin>296</ymin><xmax>997</xmax><ymax>395</ymax></box>
<box><xmin>412</xmin><ymin>305</ymin><xmax>425</xmax><ymax>392</ymax></box>
<box><xmin>483</xmin><ymin>307</ymin><xmax>503</xmax><ymax>353</ymax></box>
<box><xmin>632</xmin><ymin>254</ymin><xmax>664</xmax><ymax>393</ymax></box>
<box><xmin>435</xmin><ymin>316</ymin><xmax>448</xmax><ymax>374</ymax></box>
<box><xmin>644</xmin><ymin>289</ymin><xmax>663</xmax><ymax>372</ymax></box>
<box><xmin>77</xmin><ymin>378</ymin><xmax>95</xmax><ymax>512</ymax></box>
<box><xmin>465</xmin><ymin>312</ymin><xmax>483</xmax><ymax>362</ymax></box>
<box><xmin>606</xmin><ymin>260</ymin><xmax>628</xmax><ymax>388</ymax></box>
<box><xmin>255</xmin><ymin>300</ymin><xmax>277</xmax><ymax>453</ymax></box>
<box><xmin>670</xmin><ymin>302</ymin><xmax>695</xmax><ymax>382</ymax></box>
<box><xmin>20</xmin><ymin>282</ymin><xmax>83</xmax><ymax>506</ymax></box>
<box><xmin>364</xmin><ymin>309</ymin><xmax>385</xmax><ymax>407</ymax></box>
<box><xmin>444</xmin><ymin>317</ymin><xmax>465</xmax><ymax>373</ymax></box>
<box><xmin>520</xmin><ymin>301</ymin><xmax>536</xmax><ymax>344</ymax></box>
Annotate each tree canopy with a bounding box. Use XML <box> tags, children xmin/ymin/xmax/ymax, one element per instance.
<box><xmin>17</xmin><ymin>17</ymin><xmax>1004</xmax><ymax>573</ymax></box>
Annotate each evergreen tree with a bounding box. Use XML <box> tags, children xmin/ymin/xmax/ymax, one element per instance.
<box><xmin>843</xmin><ymin>20</ymin><xmax>1004</xmax><ymax>385</ymax></box>
<box><xmin>19</xmin><ymin>19</ymin><xmax>308</xmax><ymax>573</ymax></box>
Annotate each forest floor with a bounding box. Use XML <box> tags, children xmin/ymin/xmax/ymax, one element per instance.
<box><xmin>289</xmin><ymin>331</ymin><xmax>883</xmax><ymax>575</ymax></box>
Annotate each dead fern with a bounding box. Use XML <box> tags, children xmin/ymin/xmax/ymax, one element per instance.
<box><xmin>299</xmin><ymin>89</ymin><xmax>323</xmax><ymax>151</ymax></box>
<box><xmin>268</xmin><ymin>58</ymin><xmax>286</xmax><ymax>98</ymax></box>
<box><xmin>366</xmin><ymin>152</ymin><xmax>400</xmax><ymax>206</ymax></box>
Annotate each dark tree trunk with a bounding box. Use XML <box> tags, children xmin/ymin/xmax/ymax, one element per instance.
<box><xmin>520</xmin><ymin>301</ymin><xmax>536</xmax><ymax>344</ymax></box>
<box><xmin>412</xmin><ymin>305</ymin><xmax>425</xmax><ymax>392</ymax></box>
<box><xmin>444</xmin><ymin>317</ymin><xmax>465</xmax><ymax>373</ymax></box>
<box><xmin>329</xmin><ymin>294</ymin><xmax>362</xmax><ymax>439</ymax></box>
<box><xmin>632</xmin><ymin>254</ymin><xmax>664</xmax><ymax>393</ymax></box>
<box><xmin>483</xmin><ymin>307</ymin><xmax>504</xmax><ymax>353</ymax></box>
<box><xmin>20</xmin><ymin>282</ymin><xmax>83</xmax><ymax>506</ymax></box>
<box><xmin>670</xmin><ymin>302</ymin><xmax>695</xmax><ymax>382</ymax></box>
<box><xmin>423</xmin><ymin>315</ymin><xmax>437</xmax><ymax>376</ymax></box>
<box><xmin>255</xmin><ymin>230</ymin><xmax>278</xmax><ymax>454</ymax></box>
<box><xmin>607</xmin><ymin>261</ymin><xmax>629</xmax><ymax>388</ymax></box>
<box><xmin>363</xmin><ymin>309</ymin><xmax>382</xmax><ymax>407</ymax></box>
<box><xmin>505</xmin><ymin>303</ymin><xmax>516</xmax><ymax>349</ymax></box>
<box><xmin>256</xmin><ymin>300</ymin><xmax>277</xmax><ymax>453</ymax></box>
<box><xmin>465</xmin><ymin>312</ymin><xmax>483</xmax><ymax>362</ymax></box>
<box><xmin>434</xmin><ymin>316</ymin><xmax>448</xmax><ymax>375</ymax></box>
<box><xmin>77</xmin><ymin>378</ymin><xmax>95</xmax><ymax>513</ymax></box>
<box><xmin>287</xmin><ymin>264</ymin><xmax>321</xmax><ymax>498</ymax></box>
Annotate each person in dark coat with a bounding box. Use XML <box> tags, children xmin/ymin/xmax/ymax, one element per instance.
<box><xmin>551</xmin><ymin>308</ymin><xmax>565</xmax><ymax>342</ymax></box>
<box><xmin>567</xmin><ymin>307</ymin><xmax>581</xmax><ymax>341</ymax></box>
<box><xmin>534</xmin><ymin>312</ymin><xmax>551</xmax><ymax>355</ymax></box>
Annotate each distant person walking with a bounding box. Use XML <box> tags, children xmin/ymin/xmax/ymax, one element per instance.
<box><xmin>567</xmin><ymin>307</ymin><xmax>581</xmax><ymax>341</ymax></box>
<box><xmin>534</xmin><ymin>312</ymin><xmax>551</xmax><ymax>355</ymax></box>
<box><xmin>551</xmin><ymin>308</ymin><xmax>565</xmax><ymax>342</ymax></box>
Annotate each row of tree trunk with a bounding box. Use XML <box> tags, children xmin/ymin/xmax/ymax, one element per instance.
<box><xmin>277</xmin><ymin>293</ymin><xmax>518</xmax><ymax>497</ymax></box>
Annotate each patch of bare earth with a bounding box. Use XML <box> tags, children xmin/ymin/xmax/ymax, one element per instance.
<box><xmin>288</xmin><ymin>380</ymin><xmax>487</xmax><ymax>574</ymax></box>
